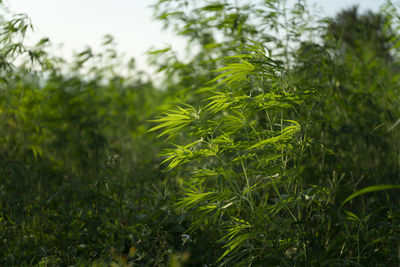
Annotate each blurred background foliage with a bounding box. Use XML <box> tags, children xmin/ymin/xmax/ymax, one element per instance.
<box><xmin>0</xmin><ymin>0</ymin><xmax>399</xmax><ymax>266</ymax></box>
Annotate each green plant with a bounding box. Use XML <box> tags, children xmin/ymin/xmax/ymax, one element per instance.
<box><xmin>151</xmin><ymin>41</ymin><xmax>322</xmax><ymax>265</ymax></box>
<box><xmin>1</xmin><ymin>0</ymin><xmax>400</xmax><ymax>265</ymax></box>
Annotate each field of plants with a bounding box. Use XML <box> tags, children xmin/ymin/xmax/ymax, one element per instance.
<box><xmin>1</xmin><ymin>0</ymin><xmax>400</xmax><ymax>266</ymax></box>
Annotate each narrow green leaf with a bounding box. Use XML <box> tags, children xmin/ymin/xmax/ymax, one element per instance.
<box><xmin>341</xmin><ymin>185</ymin><xmax>400</xmax><ymax>207</ymax></box>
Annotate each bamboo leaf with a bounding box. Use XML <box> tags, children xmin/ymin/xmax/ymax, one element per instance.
<box><xmin>341</xmin><ymin>185</ymin><xmax>400</xmax><ymax>207</ymax></box>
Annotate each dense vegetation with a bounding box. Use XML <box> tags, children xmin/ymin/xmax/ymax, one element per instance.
<box><xmin>1</xmin><ymin>0</ymin><xmax>400</xmax><ymax>266</ymax></box>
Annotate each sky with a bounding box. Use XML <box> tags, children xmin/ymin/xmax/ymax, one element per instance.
<box><xmin>6</xmin><ymin>0</ymin><xmax>384</xmax><ymax>71</ymax></box>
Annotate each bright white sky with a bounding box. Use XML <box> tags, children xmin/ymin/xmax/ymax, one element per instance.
<box><xmin>6</xmin><ymin>0</ymin><xmax>383</xmax><ymax>71</ymax></box>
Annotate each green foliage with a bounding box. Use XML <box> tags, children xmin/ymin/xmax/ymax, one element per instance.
<box><xmin>0</xmin><ymin>5</ymin><xmax>184</xmax><ymax>265</ymax></box>
<box><xmin>150</xmin><ymin>1</ymin><xmax>400</xmax><ymax>265</ymax></box>
<box><xmin>151</xmin><ymin>43</ymin><xmax>327</xmax><ymax>265</ymax></box>
<box><xmin>1</xmin><ymin>0</ymin><xmax>400</xmax><ymax>266</ymax></box>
